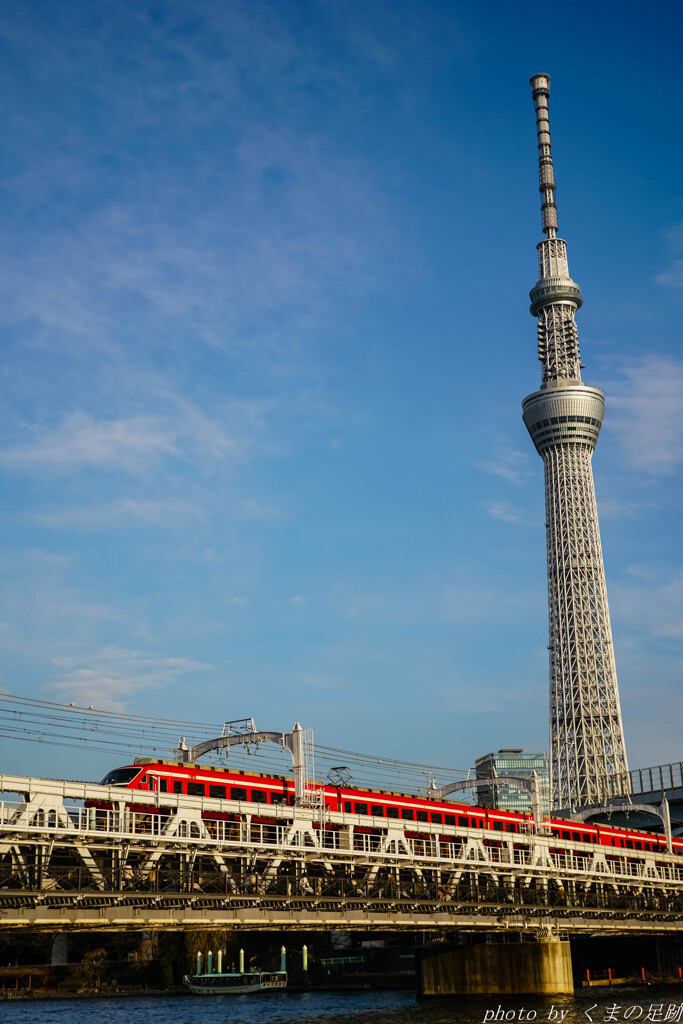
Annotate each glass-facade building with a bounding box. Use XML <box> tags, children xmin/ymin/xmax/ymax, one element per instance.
<box><xmin>475</xmin><ymin>748</ymin><xmax>550</xmax><ymax>818</ymax></box>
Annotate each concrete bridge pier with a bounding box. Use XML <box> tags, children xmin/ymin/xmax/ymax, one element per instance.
<box><xmin>418</xmin><ymin>939</ymin><xmax>574</xmax><ymax>997</ymax></box>
<box><xmin>51</xmin><ymin>932</ymin><xmax>70</xmax><ymax>965</ymax></box>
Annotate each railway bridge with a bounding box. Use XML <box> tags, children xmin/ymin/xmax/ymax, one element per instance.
<box><xmin>1</xmin><ymin>772</ymin><xmax>683</xmax><ymax>936</ymax></box>
<box><xmin>598</xmin><ymin>762</ymin><xmax>683</xmax><ymax>833</ymax></box>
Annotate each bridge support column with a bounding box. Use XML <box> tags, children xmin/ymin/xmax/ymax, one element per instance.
<box><xmin>418</xmin><ymin>940</ymin><xmax>574</xmax><ymax>997</ymax></box>
<box><xmin>51</xmin><ymin>933</ymin><xmax>69</xmax><ymax>965</ymax></box>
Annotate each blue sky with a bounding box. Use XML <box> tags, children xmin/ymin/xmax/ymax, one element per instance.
<box><xmin>1</xmin><ymin>0</ymin><xmax>682</xmax><ymax>783</ymax></box>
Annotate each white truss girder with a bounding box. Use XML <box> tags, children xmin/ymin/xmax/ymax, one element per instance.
<box><xmin>1</xmin><ymin>778</ymin><xmax>682</xmax><ymax>931</ymax></box>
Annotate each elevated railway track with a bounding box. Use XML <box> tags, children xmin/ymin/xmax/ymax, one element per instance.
<box><xmin>1</xmin><ymin>773</ymin><xmax>683</xmax><ymax>934</ymax></box>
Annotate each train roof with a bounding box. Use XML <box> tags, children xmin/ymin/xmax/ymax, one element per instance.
<box><xmin>132</xmin><ymin>757</ymin><xmax>288</xmax><ymax>780</ymax></box>
<box><xmin>125</xmin><ymin>757</ymin><xmax>672</xmax><ymax>842</ymax></box>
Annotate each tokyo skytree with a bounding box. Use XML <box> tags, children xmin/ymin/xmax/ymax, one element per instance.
<box><xmin>522</xmin><ymin>74</ymin><xmax>629</xmax><ymax>810</ymax></box>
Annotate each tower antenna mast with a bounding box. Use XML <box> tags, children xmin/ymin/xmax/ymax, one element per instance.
<box><xmin>522</xmin><ymin>74</ymin><xmax>629</xmax><ymax>809</ymax></box>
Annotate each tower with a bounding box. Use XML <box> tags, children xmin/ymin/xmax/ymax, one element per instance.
<box><xmin>522</xmin><ymin>74</ymin><xmax>629</xmax><ymax>810</ymax></box>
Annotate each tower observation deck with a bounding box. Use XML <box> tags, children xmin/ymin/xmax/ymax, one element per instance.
<box><xmin>522</xmin><ymin>74</ymin><xmax>629</xmax><ymax>810</ymax></box>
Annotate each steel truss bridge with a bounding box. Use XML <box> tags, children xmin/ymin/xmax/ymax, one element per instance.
<box><xmin>1</xmin><ymin>774</ymin><xmax>683</xmax><ymax>935</ymax></box>
<box><xmin>611</xmin><ymin>761</ymin><xmax>683</xmax><ymax>829</ymax></box>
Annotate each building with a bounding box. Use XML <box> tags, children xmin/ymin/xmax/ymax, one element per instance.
<box><xmin>521</xmin><ymin>75</ymin><xmax>629</xmax><ymax>810</ymax></box>
<box><xmin>475</xmin><ymin>749</ymin><xmax>550</xmax><ymax>818</ymax></box>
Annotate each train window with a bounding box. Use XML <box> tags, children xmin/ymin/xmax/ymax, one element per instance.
<box><xmin>371</xmin><ymin>805</ymin><xmax>384</xmax><ymax>817</ymax></box>
<box><xmin>572</xmin><ymin>833</ymin><xmax>581</xmax><ymax>842</ymax></box>
<box><xmin>354</xmin><ymin>803</ymin><xmax>369</xmax><ymax>815</ymax></box>
<box><xmin>159</xmin><ymin>779</ymin><xmax>167</xmax><ymax>793</ymax></box>
<box><xmin>561</xmin><ymin>831</ymin><xmax>570</xmax><ymax>840</ymax></box>
<box><xmin>100</xmin><ymin>768</ymin><xmax>140</xmax><ymax>786</ymax></box>
<box><xmin>344</xmin><ymin>802</ymin><xmax>352</xmax><ymax>813</ymax></box>
<box><xmin>271</xmin><ymin>793</ymin><xmax>286</xmax><ymax>805</ymax></box>
<box><xmin>251</xmin><ymin>790</ymin><xmax>267</xmax><ymax>803</ymax></box>
<box><xmin>401</xmin><ymin>808</ymin><xmax>414</xmax><ymax>821</ymax></box>
<box><xmin>173</xmin><ymin>780</ymin><xmax>182</xmax><ymax>794</ymax></box>
<box><xmin>458</xmin><ymin>816</ymin><xmax>469</xmax><ymax>827</ymax></box>
<box><xmin>445</xmin><ymin>815</ymin><xmax>456</xmax><ymax>826</ymax></box>
<box><xmin>187</xmin><ymin>782</ymin><xmax>204</xmax><ymax>797</ymax></box>
<box><xmin>416</xmin><ymin>810</ymin><xmax>428</xmax><ymax>823</ymax></box>
<box><xmin>287</xmin><ymin>794</ymin><xmax>295</xmax><ymax>806</ymax></box>
<box><xmin>625</xmin><ymin>840</ymin><xmax>634</xmax><ymax>850</ymax></box>
<box><xmin>230</xmin><ymin>787</ymin><xmax>247</xmax><ymax>801</ymax></box>
<box><xmin>386</xmin><ymin>807</ymin><xmax>399</xmax><ymax>818</ymax></box>
<box><xmin>506</xmin><ymin>823</ymin><xmax>516</xmax><ymax>833</ymax></box>
<box><xmin>209</xmin><ymin>785</ymin><xmax>227</xmax><ymax>800</ymax></box>
<box><xmin>431</xmin><ymin>813</ymin><xmax>443</xmax><ymax>825</ymax></box>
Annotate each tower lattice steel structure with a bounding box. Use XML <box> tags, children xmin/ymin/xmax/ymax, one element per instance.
<box><xmin>522</xmin><ymin>74</ymin><xmax>629</xmax><ymax>810</ymax></box>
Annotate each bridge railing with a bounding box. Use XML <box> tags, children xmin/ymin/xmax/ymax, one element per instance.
<box><xmin>4</xmin><ymin>800</ymin><xmax>683</xmax><ymax>888</ymax></box>
<box><xmin>624</xmin><ymin>762</ymin><xmax>683</xmax><ymax>796</ymax></box>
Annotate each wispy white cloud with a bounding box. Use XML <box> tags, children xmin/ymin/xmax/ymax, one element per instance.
<box><xmin>479</xmin><ymin>447</ymin><xmax>532</xmax><ymax>485</ymax></box>
<box><xmin>485</xmin><ymin>500</ymin><xmax>528</xmax><ymax>524</ymax></box>
<box><xmin>655</xmin><ymin>260</ymin><xmax>683</xmax><ymax>288</ymax></box>
<box><xmin>656</xmin><ymin>220</ymin><xmax>683</xmax><ymax>287</ymax></box>
<box><xmin>612</xmin><ymin>567</ymin><xmax>683</xmax><ymax>641</ymax></box>
<box><xmin>606</xmin><ymin>356</ymin><xmax>683</xmax><ymax>474</ymax></box>
<box><xmin>0</xmin><ymin>549</ymin><xmax>74</xmax><ymax>570</ymax></box>
<box><xmin>0</xmin><ymin>413</ymin><xmax>177</xmax><ymax>472</ymax></box>
<box><xmin>1</xmin><ymin>390</ymin><xmax>275</xmax><ymax>477</ymax></box>
<box><xmin>336</xmin><ymin>569</ymin><xmax>545</xmax><ymax>628</ymax></box>
<box><xmin>32</xmin><ymin>497</ymin><xmax>203</xmax><ymax>531</ymax></box>
<box><xmin>431</xmin><ymin>678</ymin><xmax>541</xmax><ymax>716</ymax></box>
<box><xmin>48</xmin><ymin>645</ymin><xmax>214</xmax><ymax>712</ymax></box>
<box><xmin>441</xmin><ymin>576</ymin><xmax>543</xmax><ymax>624</ymax></box>
<box><xmin>0</xmin><ymin>57</ymin><xmax>398</xmax><ymax>362</ymax></box>
<box><xmin>662</xmin><ymin>220</ymin><xmax>683</xmax><ymax>249</ymax></box>
<box><xmin>0</xmin><ymin>622</ymin><xmax>17</xmax><ymax>650</ymax></box>
<box><xmin>593</xmin><ymin>495</ymin><xmax>656</xmax><ymax>520</ymax></box>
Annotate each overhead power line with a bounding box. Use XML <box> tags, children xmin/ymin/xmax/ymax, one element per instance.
<box><xmin>0</xmin><ymin>692</ymin><xmax>475</xmax><ymax>797</ymax></box>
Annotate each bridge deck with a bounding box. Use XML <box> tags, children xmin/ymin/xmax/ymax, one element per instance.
<box><xmin>2</xmin><ymin>774</ymin><xmax>682</xmax><ymax>933</ymax></box>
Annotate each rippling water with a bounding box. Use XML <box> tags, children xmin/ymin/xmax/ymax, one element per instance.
<box><xmin>2</xmin><ymin>988</ymin><xmax>681</xmax><ymax>1024</ymax></box>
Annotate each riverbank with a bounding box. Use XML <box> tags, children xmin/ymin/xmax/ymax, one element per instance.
<box><xmin>1</xmin><ymin>986</ymin><xmax>186</xmax><ymax>1001</ymax></box>
<box><xmin>1</xmin><ymin>975</ymin><xmax>416</xmax><ymax>1000</ymax></box>
<box><xmin>4</xmin><ymin>973</ymin><xmax>683</xmax><ymax>1002</ymax></box>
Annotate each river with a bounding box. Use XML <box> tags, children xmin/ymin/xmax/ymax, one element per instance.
<box><xmin>1</xmin><ymin>987</ymin><xmax>681</xmax><ymax>1024</ymax></box>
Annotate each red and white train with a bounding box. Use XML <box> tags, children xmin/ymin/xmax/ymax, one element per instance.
<box><xmin>94</xmin><ymin>756</ymin><xmax>682</xmax><ymax>856</ymax></box>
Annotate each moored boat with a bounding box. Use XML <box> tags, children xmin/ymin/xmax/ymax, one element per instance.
<box><xmin>183</xmin><ymin>970</ymin><xmax>287</xmax><ymax>994</ymax></box>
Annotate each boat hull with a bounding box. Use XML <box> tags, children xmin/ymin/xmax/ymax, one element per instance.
<box><xmin>184</xmin><ymin>971</ymin><xmax>287</xmax><ymax>994</ymax></box>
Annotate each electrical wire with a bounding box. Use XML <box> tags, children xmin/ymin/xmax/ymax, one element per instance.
<box><xmin>0</xmin><ymin>692</ymin><xmax>476</xmax><ymax>798</ymax></box>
